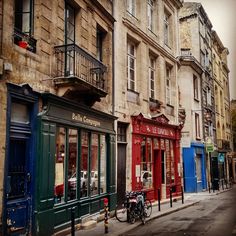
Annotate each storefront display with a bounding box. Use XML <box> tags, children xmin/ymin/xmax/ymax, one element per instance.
<box><xmin>131</xmin><ymin>113</ymin><xmax>182</xmax><ymax>200</ymax></box>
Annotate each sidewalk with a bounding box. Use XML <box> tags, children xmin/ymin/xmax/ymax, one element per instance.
<box><xmin>65</xmin><ymin>187</ymin><xmax>232</xmax><ymax>236</ymax></box>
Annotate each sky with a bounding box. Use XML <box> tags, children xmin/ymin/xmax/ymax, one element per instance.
<box><xmin>185</xmin><ymin>0</ymin><xmax>236</xmax><ymax>100</ymax></box>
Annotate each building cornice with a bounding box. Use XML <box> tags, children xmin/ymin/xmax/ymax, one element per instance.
<box><xmin>177</xmin><ymin>55</ymin><xmax>204</xmax><ymax>75</ymax></box>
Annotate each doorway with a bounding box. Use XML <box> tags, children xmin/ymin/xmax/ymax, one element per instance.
<box><xmin>4</xmin><ymin>98</ymin><xmax>37</xmax><ymax>235</ymax></box>
<box><xmin>117</xmin><ymin>143</ymin><xmax>127</xmax><ymax>205</ymax></box>
<box><xmin>161</xmin><ymin>150</ymin><xmax>166</xmax><ymax>199</ymax></box>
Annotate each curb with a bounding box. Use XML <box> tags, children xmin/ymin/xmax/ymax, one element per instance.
<box><xmin>112</xmin><ymin>200</ymin><xmax>200</xmax><ymax>236</ymax></box>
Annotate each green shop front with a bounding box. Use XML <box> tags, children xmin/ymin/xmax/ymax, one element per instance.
<box><xmin>35</xmin><ymin>94</ymin><xmax>116</xmax><ymax>235</ymax></box>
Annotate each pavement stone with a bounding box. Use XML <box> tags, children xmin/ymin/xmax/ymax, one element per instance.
<box><xmin>64</xmin><ymin>187</ymin><xmax>233</xmax><ymax>236</ymax></box>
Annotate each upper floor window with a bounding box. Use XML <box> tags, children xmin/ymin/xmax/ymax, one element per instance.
<box><xmin>147</xmin><ymin>0</ymin><xmax>154</xmax><ymax>31</ymax></box>
<box><xmin>14</xmin><ymin>0</ymin><xmax>36</xmax><ymax>53</ymax></box>
<box><xmin>127</xmin><ymin>0</ymin><xmax>136</xmax><ymax>16</ymax></box>
<box><xmin>193</xmin><ymin>75</ymin><xmax>199</xmax><ymax>100</ymax></box>
<box><xmin>206</xmin><ymin>87</ymin><xmax>211</xmax><ymax>105</ymax></box>
<box><xmin>96</xmin><ymin>26</ymin><xmax>105</xmax><ymax>62</ymax></box>
<box><xmin>127</xmin><ymin>41</ymin><xmax>136</xmax><ymax>91</ymax></box>
<box><xmin>195</xmin><ymin>113</ymin><xmax>201</xmax><ymax>139</ymax></box>
<box><xmin>149</xmin><ymin>56</ymin><xmax>156</xmax><ymax>99</ymax></box>
<box><xmin>164</xmin><ymin>11</ymin><xmax>170</xmax><ymax>46</ymax></box>
<box><xmin>117</xmin><ymin>123</ymin><xmax>127</xmax><ymax>143</ymax></box>
<box><xmin>166</xmin><ymin>66</ymin><xmax>171</xmax><ymax>105</ymax></box>
<box><xmin>65</xmin><ymin>4</ymin><xmax>75</xmax><ymax>44</ymax></box>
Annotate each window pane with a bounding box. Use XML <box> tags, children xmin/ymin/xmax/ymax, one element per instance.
<box><xmin>11</xmin><ymin>103</ymin><xmax>29</xmax><ymax>124</ymax></box>
<box><xmin>100</xmin><ymin>135</ymin><xmax>106</xmax><ymax>193</ymax></box>
<box><xmin>91</xmin><ymin>134</ymin><xmax>99</xmax><ymax>196</ymax></box>
<box><xmin>55</xmin><ymin>127</ymin><xmax>66</xmax><ymax>204</ymax></box>
<box><xmin>147</xmin><ymin>138</ymin><xmax>152</xmax><ymax>162</ymax></box>
<box><xmin>81</xmin><ymin>131</ymin><xmax>89</xmax><ymax>198</ymax></box>
<box><xmin>195</xmin><ymin>154</ymin><xmax>202</xmax><ymax>181</ymax></box>
<box><xmin>68</xmin><ymin>129</ymin><xmax>77</xmax><ymax>200</ymax></box>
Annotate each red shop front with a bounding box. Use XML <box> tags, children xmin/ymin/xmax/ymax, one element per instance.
<box><xmin>131</xmin><ymin>113</ymin><xmax>182</xmax><ymax>201</ymax></box>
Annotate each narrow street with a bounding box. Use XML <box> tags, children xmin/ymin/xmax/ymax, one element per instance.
<box><xmin>121</xmin><ymin>186</ymin><xmax>236</xmax><ymax>236</ymax></box>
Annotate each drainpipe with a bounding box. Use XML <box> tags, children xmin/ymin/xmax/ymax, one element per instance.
<box><xmin>0</xmin><ymin>0</ymin><xmax>4</xmax><ymax>56</ymax></box>
<box><xmin>111</xmin><ymin>0</ymin><xmax>115</xmax><ymax>115</ymax></box>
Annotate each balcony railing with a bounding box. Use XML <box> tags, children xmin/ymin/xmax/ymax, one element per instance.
<box><xmin>54</xmin><ymin>44</ymin><xmax>107</xmax><ymax>93</ymax></box>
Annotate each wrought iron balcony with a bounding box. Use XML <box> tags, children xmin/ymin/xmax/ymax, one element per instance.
<box><xmin>54</xmin><ymin>44</ymin><xmax>108</xmax><ymax>105</ymax></box>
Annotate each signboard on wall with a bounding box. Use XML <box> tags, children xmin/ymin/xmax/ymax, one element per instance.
<box><xmin>181</xmin><ymin>131</ymin><xmax>191</xmax><ymax>148</ymax></box>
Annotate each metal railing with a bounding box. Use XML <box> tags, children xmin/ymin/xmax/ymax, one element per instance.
<box><xmin>54</xmin><ymin>44</ymin><xmax>107</xmax><ymax>92</ymax></box>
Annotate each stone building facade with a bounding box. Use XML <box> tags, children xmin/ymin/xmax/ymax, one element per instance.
<box><xmin>212</xmin><ymin>30</ymin><xmax>231</xmax><ymax>184</ymax></box>
<box><xmin>179</xmin><ymin>2</ymin><xmax>217</xmax><ymax>190</ymax></box>
<box><xmin>113</xmin><ymin>0</ymin><xmax>183</xmax><ymax>203</ymax></box>
<box><xmin>0</xmin><ymin>0</ymin><xmax>116</xmax><ymax>235</ymax></box>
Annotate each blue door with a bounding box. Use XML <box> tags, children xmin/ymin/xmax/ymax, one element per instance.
<box><xmin>6</xmin><ymin>137</ymin><xmax>32</xmax><ymax>235</ymax></box>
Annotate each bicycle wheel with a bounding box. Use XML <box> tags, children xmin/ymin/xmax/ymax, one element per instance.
<box><xmin>144</xmin><ymin>199</ymin><xmax>152</xmax><ymax>217</ymax></box>
<box><xmin>115</xmin><ymin>204</ymin><xmax>128</xmax><ymax>222</ymax></box>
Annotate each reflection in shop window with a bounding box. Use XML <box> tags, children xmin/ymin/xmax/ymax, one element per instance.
<box><xmin>100</xmin><ymin>135</ymin><xmax>106</xmax><ymax>193</ymax></box>
<box><xmin>55</xmin><ymin>127</ymin><xmax>66</xmax><ymax>204</ymax></box>
<box><xmin>81</xmin><ymin>131</ymin><xmax>89</xmax><ymax>198</ymax></box>
<box><xmin>141</xmin><ymin>137</ymin><xmax>153</xmax><ymax>189</ymax></box>
<box><xmin>91</xmin><ymin>134</ymin><xmax>99</xmax><ymax>196</ymax></box>
<box><xmin>68</xmin><ymin>129</ymin><xmax>77</xmax><ymax>200</ymax></box>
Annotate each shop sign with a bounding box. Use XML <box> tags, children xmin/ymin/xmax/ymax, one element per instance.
<box><xmin>181</xmin><ymin>131</ymin><xmax>190</xmax><ymax>148</ymax></box>
<box><xmin>206</xmin><ymin>144</ymin><xmax>214</xmax><ymax>153</ymax></box>
<box><xmin>218</xmin><ymin>153</ymin><xmax>225</xmax><ymax>163</ymax></box>
<box><xmin>72</xmin><ymin>112</ymin><xmax>101</xmax><ymax>127</ymax></box>
<box><xmin>141</xmin><ymin>124</ymin><xmax>175</xmax><ymax>137</ymax></box>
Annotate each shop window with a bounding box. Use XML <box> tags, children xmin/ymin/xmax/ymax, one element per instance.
<box><xmin>195</xmin><ymin>154</ymin><xmax>202</xmax><ymax>182</ymax></box>
<box><xmin>68</xmin><ymin>129</ymin><xmax>78</xmax><ymax>200</ymax></box>
<box><xmin>100</xmin><ymin>135</ymin><xmax>107</xmax><ymax>193</ymax></box>
<box><xmin>140</xmin><ymin>137</ymin><xmax>153</xmax><ymax>189</ymax></box>
<box><xmin>81</xmin><ymin>131</ymin><xmax>89</xmax><ymax>198</ymax></box>
<box><xmin>14</xmin><ymin>0</ymin><xmax>36</xmax><ymax>52</ymax></box>
<box><xmin>55</xmin><ymin>127</ymin><xmax>66</xmax><ymax>204</ymax></box>
<box><xmin>91</xmin><ymin>134</ymin><xmax>99</xmax><ymax>196</ymax></box>
<box><xmin>54</xmin><ymin>128</ymin><xmax>107</xmax><ymax>203</ymax></box>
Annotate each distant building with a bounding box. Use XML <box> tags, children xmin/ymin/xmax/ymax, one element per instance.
<box><xmin>179</xmin><ymin>2</ymin><xmax>214</xmax><ymax>192</ymax></box>
<box><xmin>212</xmin><ymin>30</ymin><xmax>231</xmax><ymax>186</ymax></box>
<box><xmin>230</xmin><ymin>100</ymin><xmax>236</xmax><ymax>183</ymax></box>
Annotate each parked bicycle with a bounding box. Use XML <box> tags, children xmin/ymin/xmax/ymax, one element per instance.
<box><xmin>115</xmin><ymin>191</ymin><xmax>152</xmax><ymax>224</ymax></box>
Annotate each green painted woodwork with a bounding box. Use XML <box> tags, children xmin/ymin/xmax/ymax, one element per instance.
<box><xmin>36</xmin><ymin>209</ymin><xmax>54</xmax><ymax>236</ymax></box>
<box><xmin>35</xmin><ymin>94</ymin><xmax>117</xmax><ymax>234</ymax></box>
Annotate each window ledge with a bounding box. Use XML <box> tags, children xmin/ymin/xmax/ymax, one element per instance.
<box><xmin>14</xmin><ymin>44</ymin><xmax>41</xmax><ymax>63</ymax></box>
<box><xmin>194</xmin><ymin>97</ymin><xmax>200</xmax><ymax>102</ymax></box>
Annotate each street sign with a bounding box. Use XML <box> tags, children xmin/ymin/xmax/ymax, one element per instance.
<box><xmin>206</xmin><ymin>144</ymin><xmax>214</xmax><ymax>153</ymax></box>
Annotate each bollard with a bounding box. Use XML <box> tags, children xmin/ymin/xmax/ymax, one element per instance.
<box><xmin>208</xmin><ymin>182</ymin><xmax>211</xmax><ymax>194</ymax></box>
<box><xmin>181</xmin><ymin>186</ymin><xmax>184</xmax><ymax>204</ymax></box>
<box><xmin>222</xmin><ymin>179</ymin><xmax>224</xmax><ymax>190</ymax></box>
<box><xmin>71</xmin><ymin>207</ymin><xmax>75</xmax><ymax>236</ymax></box>
<box><xmin>104</xmin><ymin>198</ymin><xmax>109</xmax><ymax>234</ymax></box>
<box><xmin>158</xmin><ymin>188</ymin><xmax>161</xmax><ymax>211</ymax></box>
<box><xmin>170</xmin><ymin>188</ymin><xmax>172</xmax><ymax>208</ymax></box>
